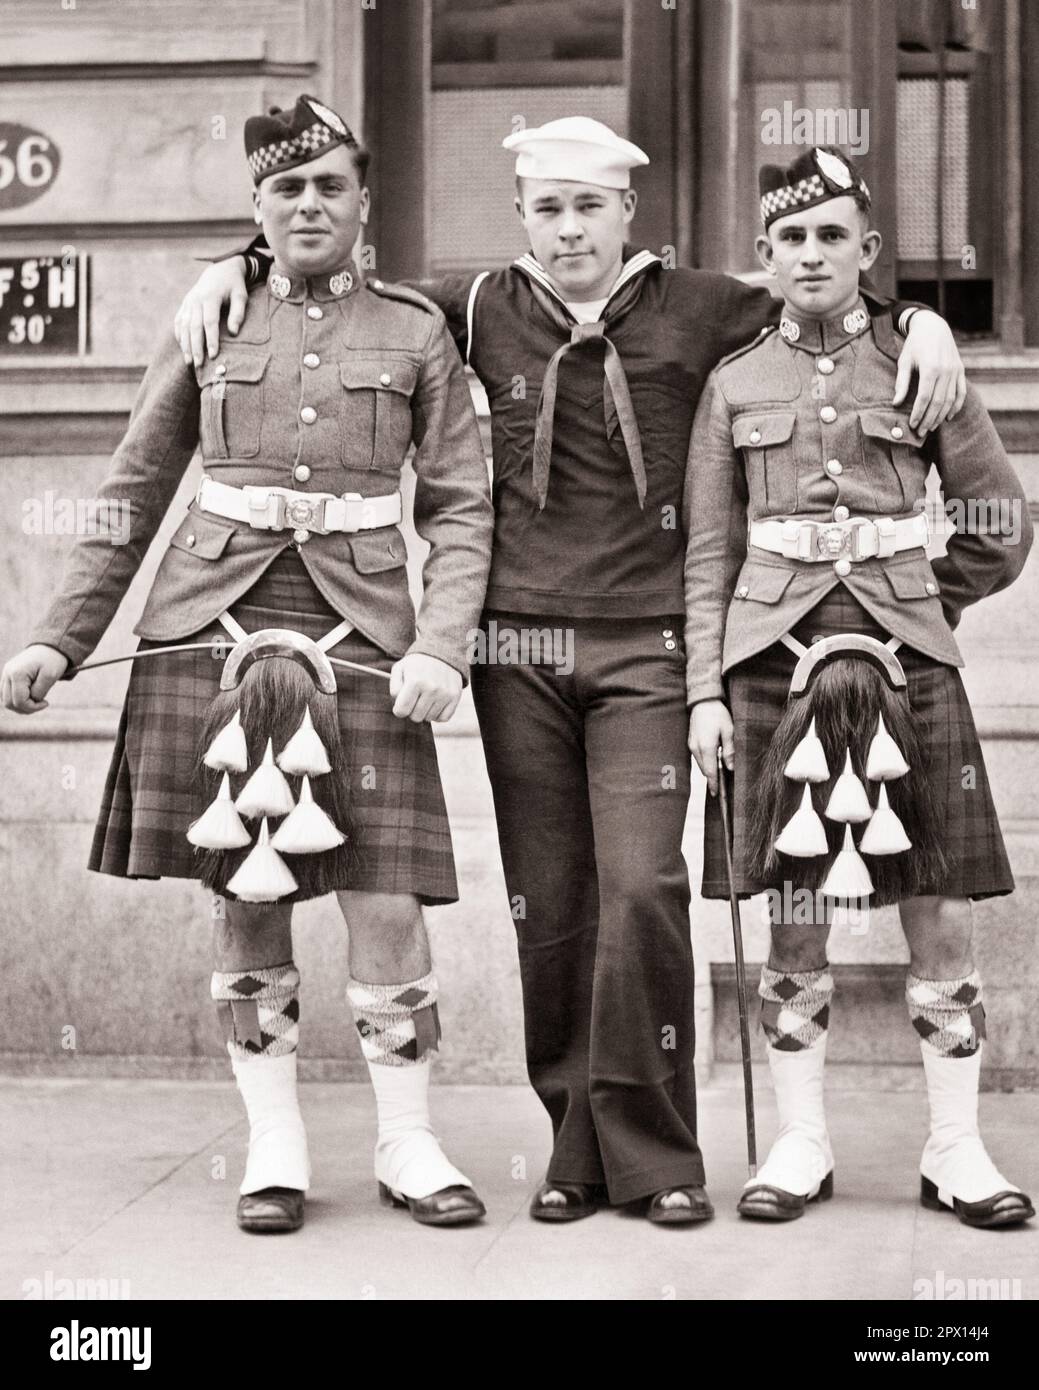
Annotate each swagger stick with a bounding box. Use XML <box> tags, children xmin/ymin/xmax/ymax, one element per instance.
<box><xmin>68</xmin><ymin>645</ymin><xmax>392</xmax><ymax>681</ymax></box>
<box><xmin>717</xmin><ymin>746</ymin><xmax>757</xmax><ymax>1177</ymax></box>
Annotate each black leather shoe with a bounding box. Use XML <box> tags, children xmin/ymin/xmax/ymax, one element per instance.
<box><xmin>646</xmin><ymin>1186</ymin><xmax>714</xmax><ymax>1225</ymax></box>
<box><xmin>530</xmin><ymin>1181</ymin><xmax>604</xmax><ymax>1222</ymax></box>
<box><xmin>921</xmin><ymin>1177</ymin><xmax>1035</xmax><ymax>1229</ymax></box>
<box><xmin>378</xmin><ymin>1181</ymin><xmax>486</xmax><ymax>1226</ymax></box>
<box><xmin>236</xmin><ymin>1187</ymin><xmax>305</xmax><ymax>1234</ymax></box>
<box><xmin>737</xmin><ymin>1170</ymin><xmax>834</xmax><ymax>1221</ymax></box>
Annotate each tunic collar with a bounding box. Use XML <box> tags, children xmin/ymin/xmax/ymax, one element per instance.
<box><xmin>267</xmin><ymin>259</ymin><xmax>361</xmax><ymax>304</ymax></box>
<box><xmin>778</xmin><ymin>295</ymin><xmax>871</xmax><ymax>353</ymax></box>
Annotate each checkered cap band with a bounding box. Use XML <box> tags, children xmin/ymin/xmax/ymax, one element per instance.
<box><xmin>248</xmin><ymin>123</ymin><xmax>340</xmax><ymax>182</ymax></box>
<box><xmin>761</xmin><ymin>171</ymin><xmax>871</xmax><ymax>227</ymax></box>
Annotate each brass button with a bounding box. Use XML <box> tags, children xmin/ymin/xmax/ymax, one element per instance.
<box><xmin>833</xmin><ymin>505</ymin><xmax>850</xmax><ymax>522</ymax></box>
<box><xmin>664</xmin><ymin>639</ymin><xmax>677</xmax><ymax>651</ymax></box>
<box><xmin>300</xmin><ymin>406</ymin><xmax>317</xmax><ymax>424</ymax></box>
<box><xmin>185</xmin><ymin>534</ymin><xmax>196</xmax><ymax>547</ymax></box>
<box><xmin>307</xmin><ymin>306</ymin><xmax>323</xmax><ymax>320</ymax></box>
<box><xmin>662</xmin><ymin>628</ymin><xmax>673</xmax><ymax>638</ymax></box>
<box><xmin>372</xmin><ymin>279</ymin><xmax>384</xmax><ymax>289</ymax></box>
<box><xmin>748</xmin><ymin>429</ymin><xmax>762</xmax><ymax>445</ymax></box>
<box><xmin>820</xmin><ymin>405</ymin><xmax>837</xmax><ymax>424</ymax></box>
<box><xmin>379</xmin><ymin>372</ymin><xmax>392</xmax><ymax>387</ymax></box>
<box><xmin>293</xmin><ymin>528</ymin><xmax>310</xmax><ymax>544</ymax></box>
<box><xmin>834</xmin><ymin>559</ymin><xmax>852</xmax><ymax>578</ymax></box>
<box><xmin>294</xmin><ymin>464</ymin><xmax>311</xmax><ymax>483</ymax></box>
<box><xmin>737</xmin><ymin>584</ymin><xmax>749</xmax><ymax>598</ymax></box>
<box><xmin>817</xmin><ymin>357</ymin><xmax>835</xmax><ymax>375</ymax></box>
<box><xmin>825</xmin><ymin>458</ymin><xmax>843</xmax><ymax>476</ymax></box>
<box><xmin>891</xmin><ymin>425</ymin><xmax>904</xmax><ymax>440</ymax></box>
<box><xmin>303</xmin><ymin>353</ymin><xmax>320</xmax><ymax>368</ymax></box>
<box><xmin>214</xmin><ymin>363</ymin><xmax>227</xmax><ymax>376</ymax></box>
<box><xmin>925</xmin><ymin>581</ymin><xmax>938</xmax><ymax>595</ymax></box>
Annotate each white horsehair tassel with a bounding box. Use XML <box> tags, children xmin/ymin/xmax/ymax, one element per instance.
<box><xmin>186</xmin><ymin>771</ymin><xmax>253</xmax><ymax>850</ymax></box>
<box><xmin>865</xmin><ymin>713</ymin><xmax>911</xmax><ymax>781</ymax></box>
<box><xmin>227</xmin><ymin>818</ymin><xmax>298</xmax><ymax>902</ymax></box>
<box><xmin>271</xmin><ymin>775</ymin><xmax>346</xmax><ymax>854</ymax></box>
<box><xmin>276</xmin><ymin>706</ymin><xmax>332</xmax><ymax>777</ymax></box>
<box><xmin>235</xmin><ymin>738</ymin><xmax>296</xmax><ymax>819</ymax></box>
<box><xmin>821</xmin><ymin>824</ymin><xmax>874</xmax><ymax>898</ymax></box>
<box><xmin>783</xmin><ymin>716</ymin><xmax>830</xmax><ymax>783</ymax></box>
<box><xmin>859</xmin><ymin>783</ymin><xmax>913</xmax><ymax>855</ymax></box>
<box><xmin>774</xmin><ymin>784</ymin><xmax>829</xmax><ymax>857</ymax></box>
<box><xmin>203</xmin><ymin>708</ymin><xmax>248</xmax><ymax>772</ymax></box>
<box><xmin>825</xmin><ymin>749</ymin><xmax>873</xmax><ymax>823</ymax></box>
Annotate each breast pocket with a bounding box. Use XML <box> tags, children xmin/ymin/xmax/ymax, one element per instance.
<box><xmin>338</xmin><ymin>357</ymin><xmax>420</xmax><ymax>474</ymax></box>
<box><xmin>196</xmin><ymin>354</ymin><xmax>270</xmax><ymax>460</ymax></box>
<box><xmin>732</xmin><ymin>412</ymin><xmax>797</xmax><ymax>514</ymax></box>
<box><xmin>857</xmin><ymin>409</ymin><xmax>928</xmax><ymax>512</ymax></box>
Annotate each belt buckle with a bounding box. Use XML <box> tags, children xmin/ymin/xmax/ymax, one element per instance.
<box><xmin>283</xmin><ymin>494</ymin><xmax>329</xmax><ymax>535</ymax></box>
<box><xmin>816</xmin><ymin>522</ymin><xmax>850</xmax><ymax>560</ymax></box>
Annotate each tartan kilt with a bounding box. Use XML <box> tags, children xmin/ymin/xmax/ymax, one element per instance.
<box><xmin>702</xmin><ymin>587</ymin><xmax>1014</xmax><ymax>906</ymax></box>
<box><xmin>88</xmin><ymin>548</ymin><xmax>458</xmax><ymax>905</ymax></box>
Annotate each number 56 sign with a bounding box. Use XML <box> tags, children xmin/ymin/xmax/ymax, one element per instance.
<box><xmin>0</xmin><ymin>123</ymin><xmax>60</xmax><ymax>210</ymax></box>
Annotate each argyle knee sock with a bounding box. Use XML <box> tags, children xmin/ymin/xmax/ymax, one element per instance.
<box><xmin>906</xmin><ymin>969</ymin><xmax>985</xmax><ymax>1058</ymax></box>
<box><xmin>211</xmin><ymin>963</ymin><xmax>310</xmax><ymax>1195</ymax></box>
<box><xmin>759</xmin><ymin>964</ymin><xmax>833</xmax><ymax>1051</ymax></box>
<box><xmin>345</xmin><ymin>972</ymin><xmax>471</xmax><ymax>1200</ymax></box>
<box><xmin>907</xmin><ymin>970</ymin><xmax>1019</xmax><ymax>1204</ymax></box>
<box><xmin>748</xmin><ymin>966</ymin><xmax>834</xmax><ymax>1196</ymax></box>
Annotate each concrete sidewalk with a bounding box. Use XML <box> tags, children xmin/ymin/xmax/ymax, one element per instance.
<box><xmin>2</xmin><ymin>1075</ymin><xmax>1036</xmax><ymax>1301</ymax></box>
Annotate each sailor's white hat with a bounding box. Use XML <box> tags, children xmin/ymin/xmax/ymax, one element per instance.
<box><xmin>502</xmin><ymin>116</ymin><xmax>649</xmax><ymax>190</ymax></box>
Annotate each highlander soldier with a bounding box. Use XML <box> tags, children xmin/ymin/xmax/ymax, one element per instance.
<box><xmin>174</xmin><ymin>119</ymin><xmax>968</xmax><ymax>1224</ymax></box>
<box><xmin>1</xmin><ymin>96</ymin><xmax>494</xmax><ymax>1234</ymax></box>
<box><xmin>686</xmin><ymin>146</ymin><xmax>1034</xmax><ymax>1228</ymax></box>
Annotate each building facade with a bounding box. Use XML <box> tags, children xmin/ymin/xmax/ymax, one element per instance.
<box><xmin>1</xmin><ymin>0</ymin><xmax>1036</xmax><ymax>1083</ymax></box>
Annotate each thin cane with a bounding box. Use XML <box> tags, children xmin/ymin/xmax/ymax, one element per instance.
<box><xmin>67</xmin><ymin>645</ymin><xmax>392</xmax><ymax>681</ymax></box>
<box><xmin>717</xmin><ymin>746</ymin><xmax>757</xmax><ymax>1177</ymax></box>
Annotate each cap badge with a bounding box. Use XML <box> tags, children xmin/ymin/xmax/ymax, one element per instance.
<box><xmin>306</xmin><ymin>98</ymin><xmax>348</xmax><ymax>136</ymax></box>
<box><xmin>815</xmin><ymin>148</ymin><xmax>854</xmax><ymax>189</ymax></box>
<box><xmin>270</xmin><ymin>273</ymin><xmax>291</xmax><ymax>300</ymax></box>
<box><xmin>779</xmin><ymin>317</ymin><xmax>801</xmax><ymax>343</ymax></box>
<box><xmin>843</xmin><ymin>307</ymin><xmax>869</xmax><ymax>335</ymax></box>
<box><xmin>328</xmin><ymin>271</ymin><xmax>353</xmax><ymax>297</ymax></box>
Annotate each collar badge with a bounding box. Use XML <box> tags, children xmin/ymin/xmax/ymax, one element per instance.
<box><xmin>329</xmin><ymin>271</ymin><xmax>353</xmax><ymax>297</ymax></box>
<box><xmin>270</xmin><ymin>273</ymin><xmax>291</xmax><ymax>300</ymax></box>
<box><xmin>779</xmin><ymin>317</ymin><xmax>801</xmax><ymax>343</ymax></box>
<box><xmin>843</xmin><ymin>306</ymin><xmax>869</xmax><ymax>334</ymax></box>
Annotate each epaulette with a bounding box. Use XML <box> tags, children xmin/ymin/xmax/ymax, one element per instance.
<box><xmin>365</xmin><ymin>278</ymin><xmax>436</xmax><ymax>313</ymax></box>
<box><xmin>714</xmin><ymin>322</ymin><xmax>778</xmax><ymax>371</ymax></box>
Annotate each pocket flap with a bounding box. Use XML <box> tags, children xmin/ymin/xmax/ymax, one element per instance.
<box><xmin>882</xmin><ymin>555</ymin><xmax>940</xmax><ymax>599</ymax></box>
<box><xmin>734</xmin><ymin>559</ymin><xmax>795</xmax><ymax>603</ymax></box>
<box><xmin>348</xmin><ymin>530</ymin><xmax>408</xmax><ymax>574</ymax></box>
<box><xmin>169</xmin><ymin>509</ymin><xmax>236</xmax><ymax>560</ymax></box>
<box><xmin>196</xmin><ymin>353</ymin><xmax>270</xmax><ymax>388</ymax></box>
<box><xmin>857</xmin><ymin>409</ymin><xmax>926</xmax><ymax>448</ymax></box>
<box><xmin>339</xmin><ymin>358</ymin><xmax>420</xmax><ymax>395</ymax></box>
<box><xmin>732</xmin><ymin>412</ymin><xmax>796</xmax><ymax>448</ymax></box>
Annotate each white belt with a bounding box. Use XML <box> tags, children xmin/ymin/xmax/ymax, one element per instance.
<box><xmin>196</xmin><ymin>475</ymin><xmax>403</xmax><ymax>535</ymax></box>
<box><xmin>748</xmin><ymin>512</ymin><xmax>930</xmax><ymax>563</ymax></box>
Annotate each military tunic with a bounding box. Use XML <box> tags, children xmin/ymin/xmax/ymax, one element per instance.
<box><xmin>26</xmin><ymin>263</ymin><xmax>494</xmax><ymax>903</ymax></box>
<box><xmin>685</xmin><ymin>300</ymin><xmax>1032</xmax><ymax>903</ymax></box>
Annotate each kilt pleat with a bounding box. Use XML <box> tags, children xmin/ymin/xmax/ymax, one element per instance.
<box><xmin>86</xmin><ymin>549</ymin><xmax>458</xmax><ymax>905</ymax></box>
<box><xmin>702</xmin><ymin>587</ymin><xmax>1014</xmax><ymax>906</ymax></box>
